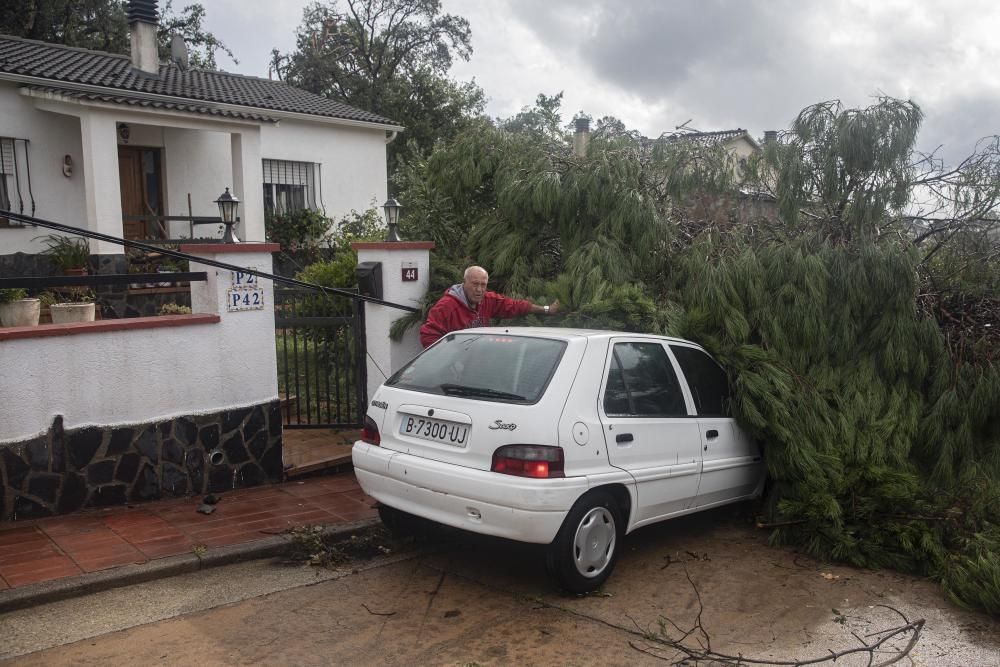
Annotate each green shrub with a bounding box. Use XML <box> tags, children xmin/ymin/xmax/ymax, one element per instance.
<box><xmin>296</xmin><ymin>254</ymin><xmax>357</xmax><ymax>289</ymax></box>
<box><xmin>265</xmin><ymin>209</ymin><xmax>334</xmax><ymax>265</ymax></box>
<box><xmin>159</xmin><ymin>303</ymin><xmax>192</xmax><ymax>315</ymax></box>
<box><xmin>0</xmin><ymin>288</ymin><xmax>28</xmax><ymax>304</ymax></box>
<box><xmin>34</xmin><ymin>234</ymin><xmax>90</xmax><ymax>270</ymax></box>
<box><xmin>293</xmin><ymin>207</ymin><xmax>388</xmax><ymax>290</ymax></box>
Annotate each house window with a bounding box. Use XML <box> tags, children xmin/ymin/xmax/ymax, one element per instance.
<box><xmin>0</xmin><ymin>137</ymin><xmax>34</xmax><ymax>227</ymax></box>
<box><xmin>262</xmin><ymin>159</ymin><xmax>318</xmax><ymax>215</ymax></box>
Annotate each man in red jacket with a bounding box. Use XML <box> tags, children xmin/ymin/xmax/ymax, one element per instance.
<box><xmin>419</xmin><ymin>266</ymin><xmax>559</xmax><ymax>347</ymax></box>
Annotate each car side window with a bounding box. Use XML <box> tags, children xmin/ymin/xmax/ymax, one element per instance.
<box><xmin>669</xmin><ymin>345</ymin><xmax>732</xmax><ymax>417</ymax></box>
<box><xmin>603</xmin><ymin>342</ymin><xmax>687</xmax><ymax>417</ymax></box>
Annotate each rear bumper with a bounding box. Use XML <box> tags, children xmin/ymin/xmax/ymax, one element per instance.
<box><xmin>352</xmin><ymin>442</ymin><xmax>589</xmax><ymax>544</ymax></box>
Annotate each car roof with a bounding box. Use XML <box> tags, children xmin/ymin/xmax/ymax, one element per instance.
<box><xmin>457</xmin><ymin>326</ymin><xmax>703</xmax><ymax>347</ymax></box>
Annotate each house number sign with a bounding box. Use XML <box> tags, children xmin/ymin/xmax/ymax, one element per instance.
<box><xmin>227</xmin><ymin>268</ymin><xmax>265</xmax><ymax>312</ymax></box>
<box><xmin>401</xmin><ymin>261</ymin><xmax>418</xmax><ymax>282</ymax></box>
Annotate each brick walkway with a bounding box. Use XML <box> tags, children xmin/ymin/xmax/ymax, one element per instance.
<box><xmin>0</xmin><ymin>472</ymin><xmax>376</xmax><ymax>590</ymax></box>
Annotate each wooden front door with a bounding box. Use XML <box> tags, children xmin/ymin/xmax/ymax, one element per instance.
<box><xmin>118</xmin><ymin>146</ymin><xmax>163</xmax><ymax>239</ymax></box>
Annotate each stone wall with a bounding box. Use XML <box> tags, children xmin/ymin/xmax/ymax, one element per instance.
<box><xmin>0</xmin><ymin>400</ymin><xmax>283</xmax><ymax>522</ymax></box>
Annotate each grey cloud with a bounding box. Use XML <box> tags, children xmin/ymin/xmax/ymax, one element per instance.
<box><xmin>501</xmin><ymin>0</ymin><xmax>997</xmax><ymax>149</ymax></box>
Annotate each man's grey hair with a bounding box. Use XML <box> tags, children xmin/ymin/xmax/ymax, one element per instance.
<box><xmin>464</xmin><ymin>266</ymin><xmax>488</xmax><ymax>281</ymax></box>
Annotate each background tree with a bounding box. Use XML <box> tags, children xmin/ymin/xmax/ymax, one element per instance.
<box><xmin>0</xmin><ymin>0</ymin><xmax>127</xmax><ymax>52</ymax></box>
<box><xmin>0</xmin><ymin>0</ymin><xmax>235</xmax><ymax>68</ymax></box>
<box><xmin>273</xmin><ymin>0</ymin><xmax>485</xmax><ymax>172</ymax></box>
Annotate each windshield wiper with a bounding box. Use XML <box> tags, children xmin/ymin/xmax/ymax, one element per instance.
<box><xmin>439</xmin><ymin>384</ymin><xmax>525</xmax><ymax>401</ymax></box>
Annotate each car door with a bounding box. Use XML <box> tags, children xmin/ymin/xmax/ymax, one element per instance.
<box><xmin>599</xmin><ymin>339</ymin><xmax>702</xmax><ymax>526</ymax></box>
<box><xmin>668</xmin><ymin>344</ymin><xmax>763</xmax><ymax>507</ymax></box>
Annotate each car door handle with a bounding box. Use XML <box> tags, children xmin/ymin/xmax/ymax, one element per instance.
<box><xmin>706</xmin><ymin>429</ymin><xmax>719</xmax><ymax>439</ymax></box>
<box><xmin>615</xmin><ymin>433</ymin><xmax>633</xmax><ymax>443</ymax></box>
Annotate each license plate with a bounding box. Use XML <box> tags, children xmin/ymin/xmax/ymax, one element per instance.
<box><xmin>399</xmin><ymin>415</ymin><xmax>469</xmax><ymax>446</ymax></box>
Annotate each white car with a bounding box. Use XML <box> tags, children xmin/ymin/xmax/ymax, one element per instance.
<box><xmin>353</xmin><ymin>328</ymin><xmax>766</xmax><ymax>593</ymax></box>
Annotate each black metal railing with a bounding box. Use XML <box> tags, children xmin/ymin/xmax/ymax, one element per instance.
<box><xmin>121</xmin><ymin>214</ymin><xmax>240</xmax><ymax>244</ymax></box>
<box><xmin>275</xmin><ymin>288</ymin><xmax>367</xmax><ymax>428</ymax></box>
<box><xmin>0</xmin><ymin>273</ymin><xmax>206</xmax><ymax>289</ymax></box>
<box><xmin>0</xmin><ymin>209</ymin><xmax>417</xmax><ymax>313</ymax></box>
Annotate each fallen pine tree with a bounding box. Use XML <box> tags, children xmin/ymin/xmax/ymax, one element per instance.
<box><xmin>391</xmin><ymin>95</ymin><xmax>1000</xmax><ymax>613</ymax></box>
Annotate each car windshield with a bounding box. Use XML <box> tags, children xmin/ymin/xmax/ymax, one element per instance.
<box><xmin>385</xmin><ymin>333</ymin><xmax>567</xmax><ymax>404</ymax></box>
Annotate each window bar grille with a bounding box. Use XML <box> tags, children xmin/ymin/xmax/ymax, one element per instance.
<box><xmin>280</xmin><ymin>159</ymin><xmax>287</xmax><ymax>215</ymax></box>
<box><xmin>11</xmin><ymin>141</ymin><xmax>23</xmax><ymax>215</ymax></box>
<box><xmin>0</xmin><ymin>138</ymin><xmax>32</xmax><ymax>222</ymax></box>
<box><xmin>317</xmin><ymin>163</ymin><xmax>325</xmax><ymax>213</ymax></box>
<box><xmin>23</xmin><ymin>139</ymin><xmax>35</xmax><ymax>215</ymax></box>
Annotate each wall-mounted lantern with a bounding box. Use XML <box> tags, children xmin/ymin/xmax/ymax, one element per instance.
<box><xmin>382</xmin><ymin>197</ymin><xmax>402</xmax><ymax>242</ymax></box>
<box><xmin>214</xmin><ymin>187</ymin><xmax>240</xmax><ymax>243</ymax></box>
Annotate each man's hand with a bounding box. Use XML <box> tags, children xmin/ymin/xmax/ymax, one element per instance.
<box><xmin>546</xmin><ymin>300</ymin><xmax>560</xmax><ymax>315</ymax></box>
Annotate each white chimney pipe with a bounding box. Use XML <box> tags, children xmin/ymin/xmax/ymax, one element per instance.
<box><xmin>128</xmin><ymin>1</ymin><xmax>160</xmax><ymax>75</ymax></box>
<box><xmin>573</xmin><ymin>117</ymin><xmax>590</xmax><ymax>158</ymax></box>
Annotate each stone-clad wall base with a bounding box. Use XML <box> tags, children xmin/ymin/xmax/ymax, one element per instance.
<box><xmin>0</xmin><ymin>401</ymin><xmax>283</xmax><ymax>522</ymax></box>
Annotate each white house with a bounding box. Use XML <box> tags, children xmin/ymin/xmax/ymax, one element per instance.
<box><xmin>0</xmin><ymin>2</ymin><xmax>415</xmax><ymax>520</ymax></box>
<box><xmin>0</xmin><ymin>1</ymin><xmax>402</xmax><ymax>274</ymax></box>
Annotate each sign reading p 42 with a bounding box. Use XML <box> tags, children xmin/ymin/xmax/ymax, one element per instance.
<box><xmin>227</xmin><ymin>288</ymin><xmax>264</xmax><ymax>311</ymax></box>
<box><xmin>227</xmin><ymin>267</ymin><xmax>264</xmax><ymax>312</ymax></box>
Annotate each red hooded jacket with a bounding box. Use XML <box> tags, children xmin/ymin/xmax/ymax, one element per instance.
<box><xmin>419</xmin><ymin>284</ymin><xmax>534</xmax><ymax>348</ymax></box>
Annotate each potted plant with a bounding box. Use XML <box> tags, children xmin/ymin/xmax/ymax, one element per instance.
<box><xmin>35</xmin><ymin>234</ymin><xmax>91</xmax><ymax>275</ymax></box>
<box><xmin>0</xmin><ymin>288</ymin><xmax>40</xmax><ymax>327</ymax></box>
<box><xmin>156</xmin><ymin>251</ymin><xmax>187</xmax><ymax>287</ymax></box>
<box><xmin>159</xmin><ymin>303</ymin><xmax>192</xmax><ymax>315</ymax></box>
<box><xmin>46</xmin><ymin>288</ymin><xmax>96</xmax><ymax>324</ymax></box>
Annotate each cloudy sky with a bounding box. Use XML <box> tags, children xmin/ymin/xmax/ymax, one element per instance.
<box><xmin>196</xmin><ymin>0</ymin><xmax>1000</xmax><ymax>164</ymax></box>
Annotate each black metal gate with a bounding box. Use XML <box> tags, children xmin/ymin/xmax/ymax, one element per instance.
<box><xmin>274</xmin><ymin>287</ymin><xmax>367</xmax><ymax>428</ymax></box>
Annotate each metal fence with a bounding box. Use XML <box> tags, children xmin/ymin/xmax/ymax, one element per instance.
<box><xmin>274</xmin><ymin>287</ymin><xmax>367</xmax><ymax>429</ymax></box>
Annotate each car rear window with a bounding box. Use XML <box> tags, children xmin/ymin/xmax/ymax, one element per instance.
<box><xmin>386</xmin><ymin>333</ymin><xmax>567</xmax><ymax>404</ymax></box>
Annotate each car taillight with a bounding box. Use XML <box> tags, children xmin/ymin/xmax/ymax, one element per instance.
<box><xmin>491</xmin><ymin>445</ymin><xmax>564</xmax><ymax>479</ymax></box>
<box><xmin>361</xmin><ymin>415</ymin><xmax>381</xmax><ymax>446</ymax></box>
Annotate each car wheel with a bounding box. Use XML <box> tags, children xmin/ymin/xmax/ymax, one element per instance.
<box><xmin>377</xmin><ymin>504</ymin><xmax>423</xmax><ymax>538</ymax></box>
<box><xmin>377</xmin><ymin>504</ymin><xmax>444</xmax><ymax>541</ymax></box>
<box><xmin>545</xmin><ymin>491</ymin><xmax>622</xmax><ymax>594</ymax></box>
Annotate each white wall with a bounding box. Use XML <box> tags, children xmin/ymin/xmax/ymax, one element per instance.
<box><xmin>0</xmin><ymin>246</ymin><xmax>279</xmax><ymax>444</ymax></box>
<box><xmin>0</xmin><ymin>82</ymin><xmax>87</xmax><ymax>254</ymax></box>
<box><xmin>353</xmin><ymin>243</ymin><xmax>432</xmax><ymax>402</ymax></box>
<box><xmin>260</xmin><ymin>120</ymin><xmax>388</xmax><ymax>223</ymax></box>
<box><xmin>162</xmin><ymin>127</ymin><xmax>231</xmax><ymax>239</ymax></box>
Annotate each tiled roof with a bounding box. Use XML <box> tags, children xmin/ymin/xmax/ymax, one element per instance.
<box><xmin>665</xmin><ymin>128</ymin><xmax>759</xmax><ymax>148</ymax></box>
<box><xmin>26</xmin><ymin>85</ymin><xmax>280</xmax><ymax>122</ymax></box>
<box><xmin>0</xmin><ymin>34</ymin><xmax>399</xmax><ymax>127</ymax></box>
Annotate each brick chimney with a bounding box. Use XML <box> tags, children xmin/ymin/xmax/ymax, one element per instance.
<box><xmin>573</xmin><ymin>117</ymin><xmax>590</xmax><ymax>158</ymax></box>
<box><xmin>128</xmin><ymin>0</ymin><xmax>160</xmax><ymax>75</ymax></box>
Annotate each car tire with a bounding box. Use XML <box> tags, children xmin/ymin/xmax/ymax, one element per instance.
<box><xmin>377</xmin><ymin>504</ymin><xmax>442</xmax><ymax>540</ymax></box>
<box><xmin>377</xmin><ymin>504</ymin><xmax>423</xmax><ymax>538</ymax></box>
<box><xmin>545</xmin><ymin>490</ymin><xmax>622</xmax><ymax>594</ymax></box>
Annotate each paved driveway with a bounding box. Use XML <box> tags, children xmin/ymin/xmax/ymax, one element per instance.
<box><xmin>5</xmin><ymin>506</ymin><xmax>998</xmax><ymax>666</ymax></box>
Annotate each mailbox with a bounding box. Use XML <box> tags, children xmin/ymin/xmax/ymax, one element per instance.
<box><xmin>356</xmin><ymin>261</ymin><xmax>383</xmax><ymax>299</ymax></box>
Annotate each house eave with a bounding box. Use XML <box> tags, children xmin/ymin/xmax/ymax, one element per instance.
<box><xmin>0</xmin><ymin>72</ymin><xmax>405</xmax><ymax>132</ymax></box>
<box><xmin>20</xmin><ymin>86</ymin><xmax>274</xmax><ymax>127</ymax></box>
